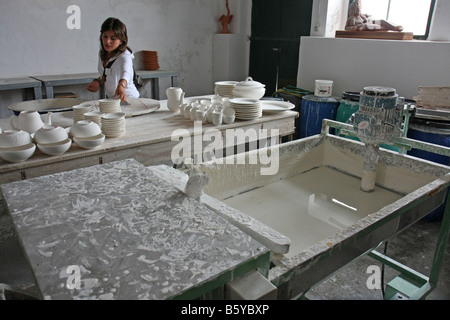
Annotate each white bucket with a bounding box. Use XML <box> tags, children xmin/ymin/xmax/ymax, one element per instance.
<box><xmin>314</xmin><ymin>80</ymin><xmax>333</xmax><ymax>97</ymax></box>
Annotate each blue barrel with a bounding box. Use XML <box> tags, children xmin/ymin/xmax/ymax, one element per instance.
<box><xmin>407</xmin><ymin>118</ymin><xmax>450</xmax><ymax>221</ymax></box>
<box><xmin>300</xmin><ymin>95</ymin><xmax>339</xmax><ymax>138</ymax></box>
<box><xmin>407</xmin><ymin>118</ymin><xmax>450</xmax><ymax>166</ymax></box>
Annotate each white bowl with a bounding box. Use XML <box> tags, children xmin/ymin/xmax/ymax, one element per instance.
<box><xmin>0</xmin><ymin>143</ymin><xmax>36</xmax><ymax>163</ymax></box>
<box><xmin>70</xmin><ymin>120</ymin><xmax>102</xmax><ymax>138</ymax></box>
<box><xmin>34</xmin><ymin>125</ymin><xmax>68</xmax><ymax>144</ymax></box>
<box><xmin>223</xmin><ymin>107</ymin><xmax>235</xmax><ymax>116</ymax></box>
<box><xmin>232</xmin><ymin>87</ymin><xmax>266</xmax><ymax>100</ymax></box>
<box><xmin>223</xmin><ymin>114</ymin><xmax>235</xmax><ymax>124</ymax></box>
<box><xmin>0</xmin><ymin>130</ymin><xmax>32</xmax><ymax>148</ymax></box>
<box><xmin>37</xmin><ymin>138</ymin><xmax>72</xmax><ymax>156</ymax></box>
<box><xmin>74</xmin><ymin>133</ymin><xmax>105</xmax><ymax>149</ymax></box>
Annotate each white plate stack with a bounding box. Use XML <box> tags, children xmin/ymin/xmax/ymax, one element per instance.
<box><xmin>229</xmin><ymin>98</ymin><xmax>262</xmax><ymax>120</ymax></box>
<box><xmin>99</xmin><ymin>99</ymin><xmax>121</xmax><ymax>114</ymax></box>
<box><xmin>101</xmin><ymin>112</ymin><xmax>126</xmax><ymax>137</ymax></box>
<box><xmin>84</xmin><ymin>111</ymin><xmax>105</xmax><ymax>127</ymax></box>
<box><xmin>214</xmin><ymin>81</ymin><xmax>238</xmax><ymax>98</ymax></box>
<box><xmin>73</xmin><ymin>104</ymin><xmax>94</xmax><ymax>123</ymax></box>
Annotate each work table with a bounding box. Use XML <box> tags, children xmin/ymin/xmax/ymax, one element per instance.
<box><xmin>1</xmin><ymin>158</ymin><xmax>269</xmax><ymax>299</ymax></box>
<box><xmin>0</xmin><ymin>97</ymin><xmax>298</xmax><ymax>183</ymax></box>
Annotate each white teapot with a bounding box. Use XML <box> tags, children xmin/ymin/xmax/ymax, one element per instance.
<box><xmin>166</xmin><ymin>87</ymin><xmax>185</xmax><ymax>112</ymax></box>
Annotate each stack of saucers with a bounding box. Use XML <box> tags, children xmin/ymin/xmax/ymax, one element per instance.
<box><xmin>84</xmin><ymin>111</ymin><xmax>105</xmax><ymax>127</ymax></box>
<box><xmin>101</xmin><ymin>112</ymin><xmax>126</xmax><ymax>137</ymax></box>
<box><xmin>73</xmin><ymin>104</ymin><xmax>94</xmax><ymax>123</ymax></box>
<box><xmin>229</xmin><ymin>98</ymin><xmax>262</xmax><ymax>120</ymax></box>
<box><xmin>99</xmin><ymin>99</ymin><xmax>121</xmax><ymax>114</ymax></box>
<box><xmin>214</xmin><ymin>81</ymin><xmax>238</xmax><ymax>98</ymax></box>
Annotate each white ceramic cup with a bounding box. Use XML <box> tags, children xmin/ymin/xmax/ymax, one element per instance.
<box><xmin>223</xmin><ymin>114</ymin><xmax>235</xmax><ymax>124</ymax></box>
<box><xmin>212</xmin><ymin>111</ymin><xmax>222</xmax><ymax>126</ymax></box>
<box><xmin>223</xmin><ymin>107</ymin><xmax>235</xmax><ymax>116</ymax></box>
<box><xmin>195</xmin><ymin>109</ymin><xmax>206</xmax><ymax>122</ymax></box>
<box><xmin>222</xmin><ymin>97</ymin><xmax>230</xmax><ymax>108</ymax></box>
<box><xmin>184</xmin><ymin>105</ymin><xmax>192</xmax><ymax>119</ymax></box>
<box><xmin>206</xmin><ymin>107</ymin><xmax>215</xmax><ymax>123</ymax></box>
<box><xmin>190</xmin><ymin>105</ymin><xmax>198</xmax><ymax>120</ymax></box>
<box><xmin>179</xmin><ymin>103</ymin><xmax>189</xmax><ymax>116</ymax></box>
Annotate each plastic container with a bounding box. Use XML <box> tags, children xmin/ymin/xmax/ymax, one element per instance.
<box><xmin>300</xmin><ymin>95</ymin><xmax>339</xmax><ymax>138</ymax></box>
<box><xmin>314</xmin><ymin>80</ymin><xmax>333</xmax><ymax>97</ymax></box>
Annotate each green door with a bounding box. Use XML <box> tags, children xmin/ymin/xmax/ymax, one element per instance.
<box><xmin>249</xmin><ymin>0</ymin><xmax>313</xmax><ymax>97</ymax></box>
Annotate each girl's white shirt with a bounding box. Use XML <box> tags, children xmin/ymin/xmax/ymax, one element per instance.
<box><xmin>98</xmin><ymin>49</ymin><xmax>140</xmax><ymax>99</ymax></box>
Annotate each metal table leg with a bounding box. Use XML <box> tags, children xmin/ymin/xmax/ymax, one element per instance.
<box><xmin>369</xmin><ymin>189</ymin><xmax>450</xmax><ymax>300</ymax></box>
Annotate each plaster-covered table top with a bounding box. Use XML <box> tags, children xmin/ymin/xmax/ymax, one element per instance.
<box><xmin>1</xmin><ymin>158</ymin><xmax>268</xmax><ymax>300</ymax></box>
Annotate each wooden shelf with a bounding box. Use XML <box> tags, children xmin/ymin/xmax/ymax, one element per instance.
<box><xmin>335</xmin><ymin>30</ymin><xmax>414</xmax><ymax>40</ymax></box>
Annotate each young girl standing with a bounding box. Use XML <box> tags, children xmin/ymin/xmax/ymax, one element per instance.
<box><xmin>87</xmin><ymin>17</ymin><xmax>139</xmax><ymax>102</ymax></box>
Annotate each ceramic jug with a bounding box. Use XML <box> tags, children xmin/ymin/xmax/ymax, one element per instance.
<box><xmin>166</xmin><ymin>87</ymin><xmax>185</xmax><ymax>112</ymax></box>
<box><xmin>15</xmin><ymin>111</ymin><xmax>52</xmax><ymax>134</ymax></box>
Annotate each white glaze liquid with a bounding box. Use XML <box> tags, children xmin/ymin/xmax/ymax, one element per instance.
<box><xmin>223</xmin><ymin>166</ymin><xmax>403</xmax><ymax>258</ymax></box>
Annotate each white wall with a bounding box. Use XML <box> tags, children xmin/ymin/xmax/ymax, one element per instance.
<box><xmin>298</xmin><ymin>37</ymin><xmax>450</xmax><ymax>100</ymax></box>
<box><xmin>310</xmin><ymin>0</ymin><xmax>348</xmax><ymax>37</ymax></box>
<box><xmin>0</xmin><ymin>0</ymin><xmax>251</xmax><ymax>118</ymax></box>
<box><xmin>428</xmin><ymin>0</ymin><xmax>450</xmax><ymax>41</ymax></box>
<box><xmin>299</xmin><ymin>0</ymin><xmax>450</xmax><ymax>100</ymax></box>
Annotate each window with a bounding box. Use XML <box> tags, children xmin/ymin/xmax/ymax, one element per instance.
<box><xmin>350</xmin><ymin>0</ymin><xmax>436</xmax><ymax>39</ymax></box>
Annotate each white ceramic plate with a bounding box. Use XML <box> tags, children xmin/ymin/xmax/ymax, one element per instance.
<box><xmin>8</xmin><ymin>98</ymin><xmax>86</xmax><ymax>115</ymax></box>
<box><xmin>236</xmin><ymin>114</ymin><xmax>262</xmax><ymax>120</ymax></box>
<box><xmin>261</xmin><ymin>100</ymin><xmax>295</xmax><ymax>114</ymax></box>
<box><xmin>230</xmin><ymin>98</ymin><xmax>261</xmax><ymax>105</ymax></box>
<box><xmin>215</xmin><ymin>81</ymin><xmax>238</xmax><ymax>86</ymax></box>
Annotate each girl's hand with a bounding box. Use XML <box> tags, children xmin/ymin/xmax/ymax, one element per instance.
<box><xmin>114</xmin><ymin>80</ymin><xmax>127</xmax><ymax>102</ymax></box>
<box><xmin>86</xmin><ymin>80</ymin><xmax>100</xmax><ymax>92</ymax></box>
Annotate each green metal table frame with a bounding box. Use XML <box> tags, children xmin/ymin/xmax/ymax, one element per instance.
<box><xmin>368</xmin><ymin>190</ymin><xmax>450</xmax><ymax>300</ymax></box>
